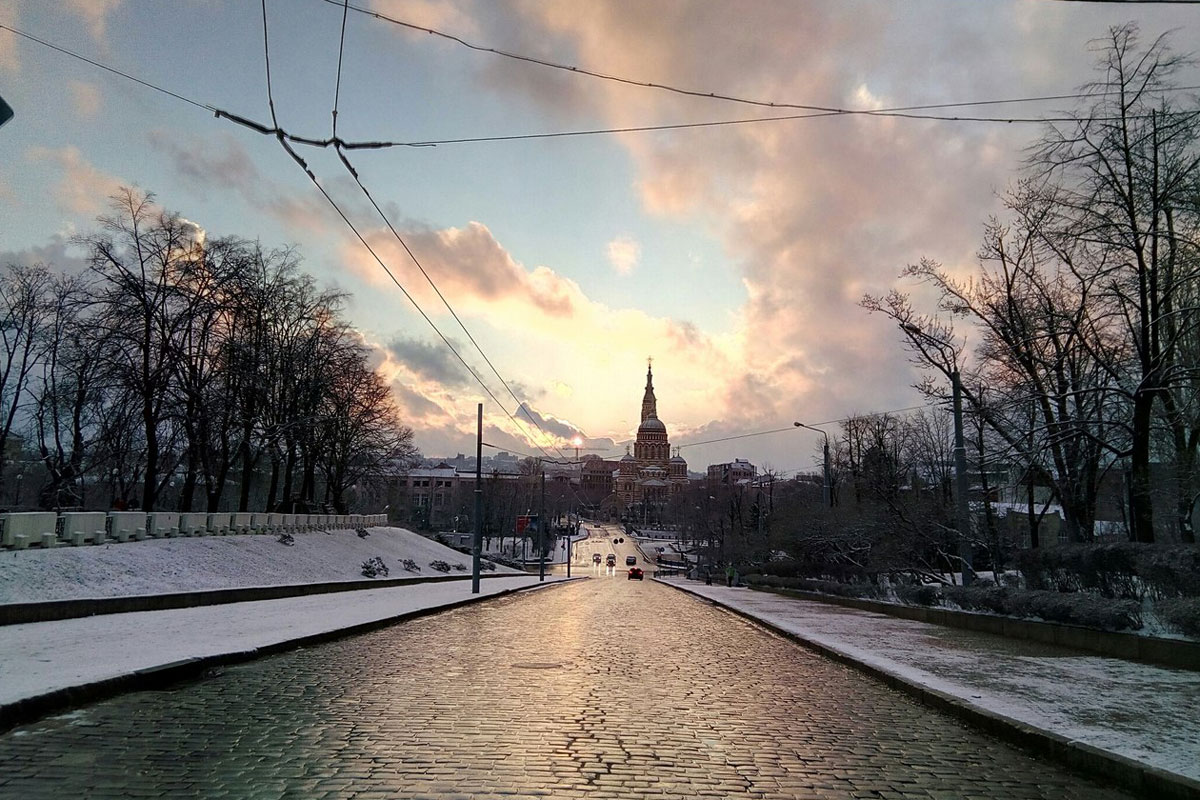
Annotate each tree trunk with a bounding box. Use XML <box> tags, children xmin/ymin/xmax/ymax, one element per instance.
<box><xmin>1130</xmin><ymin>392</ymin><xmax>1156</xmax><ymax>543</ymax></box>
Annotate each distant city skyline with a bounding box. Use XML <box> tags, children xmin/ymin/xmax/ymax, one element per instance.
<box><xmin>3</xmin><ymin>1</ymin><xmax>1198</xmax><ymax>473</ymax></box>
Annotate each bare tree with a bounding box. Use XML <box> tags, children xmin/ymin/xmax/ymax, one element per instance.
<box><xmin>1030</xmin><ymin>25</ymin><xmax>1200</xmax><ymax>541</ymax></box>
<box><xmin>0</xmin><ymin>262</ymin><xmax>53</xmax><ymax>493</ymax></box>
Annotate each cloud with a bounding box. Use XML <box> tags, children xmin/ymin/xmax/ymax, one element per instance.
<box><xmin>68</xmin><ymin>81</ymin><xmax>102</xmax><ymax>119</ymax></box>
<box><xmin>147</xmin><ymin>130</ymin><xmax>340</xmax><ymax>236</ymax></box>
<box><xmin>26</xmin><ymin>146</ymin><xmax>127</xmax><ymax>217</ymax></box>
<box><xmin>355</xmin><ymin>221</ymin><xmax>582</xmax><ymax>317</ymax></box>
<box><xmin>366</xmin><ymin>0</ymin><xmax>479</xmax><ymax>37</ymax></box>
<box><xmin>0</xmin><ymin>4</ymin><xmax>18</xmax><ymax>73</ymax></box>
<box><xmin>386</xmin><ymin>336</ymin><xmax>471</xmax><ymax>387</ymax></box>
<box><xmin>606</xmin><ymin>235</ymin><xmax>640</xmax><ymax>275</ymax></box>
<box><xmin>0</xmin><ymin>235</ymin><xmax>91</xmax><ymax>275</ymax></box>
<box><xmin>65</xmin><ymin>0</ymin><xmax>124</xmax><ymax>43</ymax></box>
<box><xmin>466</xmin><ymin>1</ymin><xmax>1074</xmax><ymax>446</ymax></box>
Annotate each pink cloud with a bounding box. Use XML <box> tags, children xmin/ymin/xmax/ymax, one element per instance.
<box><xmin>26</xmin><ymin>145</ymin><xmax>127</xmax><ymax>216</ymax></box>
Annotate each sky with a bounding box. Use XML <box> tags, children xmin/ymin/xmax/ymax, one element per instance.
<box><xmin>2</xmin><ymin>0</ymin><xmax>1199</xmax><ymax>476</ymax></box>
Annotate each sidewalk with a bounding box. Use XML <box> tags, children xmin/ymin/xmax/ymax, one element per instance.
<box><xmin>1</xmin><ymin>574</ymin><xmax>572</xmax><ymax>731</ymax></box>
<box><xmin>659</xmin><ymin>577</ymin><xmax>1200</xmax><ymax>798</ymax></box>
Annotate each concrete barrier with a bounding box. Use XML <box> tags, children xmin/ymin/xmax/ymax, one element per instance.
<box><xmin>248</xmin><ymin>512</ymin><xmax>269</xmax><ymax>535</ymax></box>
<box><xmin>0</xmin><ymin>512</ymin><xmax>58</xmax><ymax>549</ymax></box>
<box><xmin>178</xmin><ymin>512</ymin><xmax>207</xmax><ymax>537</ymax></box>
<box><xmin>148</xmin><ymin>512</ymin><xmax>179</xmax><ymax>539</ymax></box>
<box><xmin>230</xmin><ymin>512</ymin><xmax>252</xmax><ymax>536</ymax></box>
<box><xmin>207</xmin><ymin>512</ymin><xmax>231</xmax><ymax>536</ymax></box>
<box><xmin>108</xmin><ymin>512</ymin><xmax>148</xmax><ymax>543</ymax></box>
<box><xmin>60</xmin><ymin>512</ymin><xmax>107</xmax><ymax>546</ymax></box>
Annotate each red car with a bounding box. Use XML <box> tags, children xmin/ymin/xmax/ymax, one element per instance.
<box><xmin>627</xmin><ymin>567</ymin><xmax>644</xmax><ymax>580</ymax></box>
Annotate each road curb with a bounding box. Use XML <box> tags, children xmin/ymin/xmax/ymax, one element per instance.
<box><xmin>0</xmin><ymin>570</ymin><xmax>530</xmax><ymax>626</ymax></box>
<box><xmin>658</xmin><ymin>579</ymin><xmax>1200</xmax><ymax>800</ymax></box>
<box><xmin>0</xmin><ymin>577</ymin><xmax>581</xmax><ymax>735</ymax></box>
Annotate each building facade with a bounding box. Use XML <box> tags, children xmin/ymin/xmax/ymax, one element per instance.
<box><xmin>707</xmin><ymin>459</ymin><xmax>757</xmax><ymax>486</ymax></box>
<box><xmin>616</xmin><ymin>362</ymin><xmax>689</xmax><ymax>510</ymax></box>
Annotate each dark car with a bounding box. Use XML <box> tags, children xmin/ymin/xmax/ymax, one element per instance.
<box><xmin>606</xmin><ymin>553</ymin><xmax>616</xmax><ymax>566</ymax></box>
<box><xmin>592</xmin><ymin>553</ymin><xmax>602</xmax><ymax>564</ymax></box>
<box><xmin>627</xmin><ymin>567</ymin><xmax>644</xmax><ymax>580</ymax></box>
<box><xmin>625</xmin><ymin>555</ymin><xmax>637</xmax><ymax>566</ymax></box>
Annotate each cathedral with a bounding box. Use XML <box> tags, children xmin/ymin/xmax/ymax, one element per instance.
<box><xmin>615</xmin><ymin>361</ymin><xmax>689</xmax><ymax>511</ymax></box>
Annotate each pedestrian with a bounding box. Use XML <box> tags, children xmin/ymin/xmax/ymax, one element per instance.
<box><xmin>725</xmin><ymin>564</ymin><xmax>735</xmax><ymax>587</ymax></box>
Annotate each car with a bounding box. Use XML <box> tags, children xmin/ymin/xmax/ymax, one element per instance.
<box><xmin>605</xmin><ymin>554</ymin><xmax>616</xmax><ymax>566</ymax></box>
<box><xmin>627</xmin><ymin>567</ymin><xmax>644</xmax><ymax>580</ymax></box>
<box><xmin>625</xmin><ymin>555</ymin><xmax>637</xmax><ymax>566</ymax></box>
<box><xmin>592</xmin><ymin>553</ymin><xmax>602</xmax><ymax>564</ymax></box>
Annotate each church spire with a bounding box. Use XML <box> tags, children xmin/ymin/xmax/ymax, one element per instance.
<box><xmin>641</xmin><ymin>358</ymin><xmax>657</xmax><ymax>421</ymax></box>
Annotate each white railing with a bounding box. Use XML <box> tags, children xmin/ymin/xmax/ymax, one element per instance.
<box><xmin>0</xmin><ymin>510</ymin><xmax>393</xmax><ymax>549</ymax></box>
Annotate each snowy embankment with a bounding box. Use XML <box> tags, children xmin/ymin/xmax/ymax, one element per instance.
<box><xmin>0</xmin><ymin>526</ymin><xmax>521</xmax><ymax>604</ymax></box>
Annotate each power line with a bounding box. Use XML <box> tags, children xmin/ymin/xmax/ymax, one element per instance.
<box><xmin>256</xmin><ymin>3</ymin><xmax>563</xmax><ymax>465</ymax></box>
<box><xmin>0</xmin><ymin>23</ymin><xmax>215</xmax><ymax>112</ymax></box>
<box><xmin>319</xmin><ymin>0</ymin><xmax>1200</xmax><ymax>122</ymax></box>
<box><xmin>7</xmin><ymin>20</ymin><xmax>1192</xmax><ymax>161</ymax></box>
<box><xmin>322</xmin><ymin>5</ymin><xmax>569</xmax><ymax>461</ymax></box>
<box><xmin>678</xmin><ymin>403</ymin><xmax>937</xmax><ymax>449</ymax></box>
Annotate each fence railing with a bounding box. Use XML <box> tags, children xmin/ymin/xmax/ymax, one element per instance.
<box><xmin>0</xmin><ymin>512</ymin><xmax>388</xmax><ymax>550</ymax></box>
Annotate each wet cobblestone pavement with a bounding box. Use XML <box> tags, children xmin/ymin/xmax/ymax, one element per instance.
<box><xmin>0</xmin><ymin>578</ymin><xmax>1137</xmax><ymax>799</ymax></box>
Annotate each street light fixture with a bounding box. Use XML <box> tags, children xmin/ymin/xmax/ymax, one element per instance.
<box><xmin>794</xmin><ymin>422</ymin><xmax>831</xmax><ymax>507</ymax></box>
<box><xmin>899</xmin><ymin>322</ymin><xmax>975</xmax><ymax>586</ymax></box>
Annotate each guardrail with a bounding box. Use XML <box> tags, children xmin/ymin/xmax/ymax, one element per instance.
<box><xmin>0</xmin><ymin>512</ymin><xmax>389</xmax><ymax>550</ymax></box>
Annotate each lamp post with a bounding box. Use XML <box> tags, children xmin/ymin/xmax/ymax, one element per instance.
<box><xmin>900</xmin><ymin>322</ymin><xmax>974</xmax><ymax>586</ymax></box>
<box><xmin>794</xmin><ymin>422</ymin><xmax>831</xmax><ymax>507</ymax></box>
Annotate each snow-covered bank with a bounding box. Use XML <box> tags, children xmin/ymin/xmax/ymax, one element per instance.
<box><xmin>0</xmin><ymin>526</ymin><xmax>520</xmax><ymax>604</ymax></box>
<box><xmin>0</xmin><ymin>575</ymin><xmax>570</xmax><ymax>712</ymax></box>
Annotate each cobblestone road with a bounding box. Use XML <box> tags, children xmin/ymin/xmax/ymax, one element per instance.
<box><xmin>0</xmin><ymin>579</ymin><xmax>1136</xmax><ymax>799</ymax></box>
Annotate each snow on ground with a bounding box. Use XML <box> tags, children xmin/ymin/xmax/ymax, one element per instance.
<box><xmin>0</xmin><ymin>526</ymin><xmax>520</xmax><ymax>604</ymax></box>
<box><xmin>663</xmin><ymin>578</ymin><xmax>1200</xmax><ymax>783</ymax></box>
<box><xmin>0</xmin><ymin>575</ymin><xmax>567</xmax><ymax>708</ymax></box>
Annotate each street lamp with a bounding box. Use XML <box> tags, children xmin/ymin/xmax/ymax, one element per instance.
<box><xmin>794</xmin><ymin>422</ymin><xmax>831</xmax><ymax>507</ymax></box>
<box><xmin>900</xmin><ymin>322</ymin><xmax>975</xmax><ymax>586</ymax></box>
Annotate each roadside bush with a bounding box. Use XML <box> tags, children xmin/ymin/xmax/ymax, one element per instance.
<box><xmin>429</xmin><ymin>560</ymin><xmax>451</xmax><ymax>573</ymax></box>
<box><xmin>1136</xmin><ymin>547</ymin><xmax>1200</xmax><ymax>598</ymax></box>
<box><xmin>1006</xmin><ymin>589</ymin><xmax>1141</xmax><ymax>631</ymax></box>
<box><xmin>1016</xmin><ymin>543</ymin><xmax>1196</xmax><ymax>600</ymax></box>
<box><xmin>488</xmin><ymin>554</ymin><xmax>525</xmax><ymax>570</ymax></box>
<box><xmin>361</xmin><ymin>556</ymin><xmax>389</xmax><ymax>578</ymax></box>
<box><xmin>894</xmin><ymin>584</ymin><xmax>941</xmax><ymax>607</ymax></box>
<box><xmin>402</xmin><ymin>559</ymin><xmax>420</xmax><ymax>572</ymax></box>
<box><xmin>943</xmin><ymin>585</ymin><xmax>1011</xmax><ymax>614</ymax></box>
<box><xmin>1157</xmin><ymin>597</ymin><xmax>1200</xmax><ymax>637</ymax></box>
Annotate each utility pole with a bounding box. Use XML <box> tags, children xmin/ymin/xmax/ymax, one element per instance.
<box><xmin>471</xmin><ymin>403</ymin><xmax>483</xmax><ymax>594</ymax></box>
<box><xmin>538</xmin><ymin>466</ymin><xmax>546</xmax><ymax>582</ymax></box>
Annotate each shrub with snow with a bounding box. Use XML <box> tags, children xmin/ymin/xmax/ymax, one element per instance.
<box><xmin>361</xmin><ymin>557</ymin><xmax>389</xmax><ymax>578</ymax></box>
<box><xmin>277</xmin><ymin>533</ymin><xmax>295</xmax><ymax>546</ymax></box>
<box><xmin>429</xmin><ymin>560</ymin><xmax>451</xmax><ymax>573</ymax></box>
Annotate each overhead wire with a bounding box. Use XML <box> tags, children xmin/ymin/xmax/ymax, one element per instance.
<box><xmin>6</xmin><ymin>20</ymin><xmax>1195</xmax><ymax>161</ymax></box>
<box><xmin>317</xmin><ymin>0</ymin><xmax>1200</xmax><ymax>123</ymax></box>
<box><xmin>324</xmin><ymin>2</ymin><xmax>569</xmax><ymax>461</ymax></box>
<box><xmin>257</xmin><ymin>0</ymin><xmax>563</xmax><ymax>463</ymax></box>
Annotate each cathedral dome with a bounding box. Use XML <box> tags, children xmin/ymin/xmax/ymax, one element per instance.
<box><xmin>638</xmin><ymin>417</ymin><xmax>666</xmax><ymax>433</ymax></box>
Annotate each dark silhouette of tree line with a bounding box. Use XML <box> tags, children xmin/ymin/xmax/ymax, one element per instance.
<box><xmin>0</xmin><ymin>188</ymin><xmax>418</xmax><ymax>513</ymax></box>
